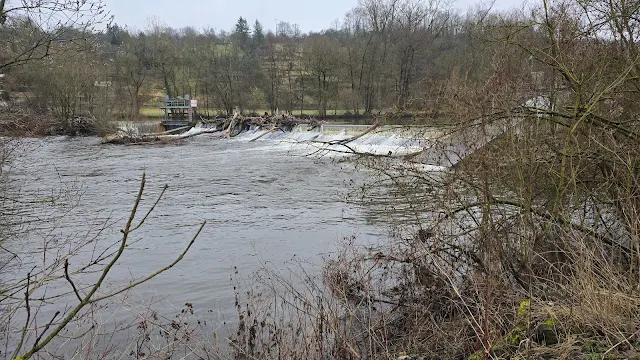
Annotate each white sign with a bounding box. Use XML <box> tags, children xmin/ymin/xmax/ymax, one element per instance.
<box><xmin>190</xmin><ymin>99</ymin><xmax>198</xmax><ymax>108</ymax></box>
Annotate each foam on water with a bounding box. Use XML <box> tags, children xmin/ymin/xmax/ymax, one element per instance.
<box><xmin>228</xmin><ymin>124</ymin><xmax>435</xmax><ymax>157</ymax></box>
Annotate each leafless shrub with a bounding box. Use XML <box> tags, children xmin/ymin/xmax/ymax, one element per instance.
<box><xmin>0</xmin><ymin>172</ymin><xmax>205</xmax><ymax>360</ymax></box>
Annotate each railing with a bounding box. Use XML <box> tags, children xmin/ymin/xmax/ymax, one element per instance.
<box><xmin>158</xmin><ymin>98</ymin><xmax>191</xmax><ymax>108</ymax></box>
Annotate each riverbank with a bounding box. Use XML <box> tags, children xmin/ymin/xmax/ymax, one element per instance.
<box><xmin>0</xmin><ymin>104</ymin><xmax>117</xmax><ymax>137</ymax></box>
<box><xmin>134</xmin><ymin>106</ymin><xmax>449</xmax><ymax>126</ymax></box>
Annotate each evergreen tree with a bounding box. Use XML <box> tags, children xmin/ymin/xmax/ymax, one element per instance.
<box><xmin>108</xmin><ymin>24</ymin><xmax>123</xmax><ymax>46</ymax></box>
<box><xmin>233</xmin><ymin>17</ymin><xmax>250</xmax><ymax>53</ymax></box>
<box><xmin>252</xmin><ymin>19</ymin><xmax>265</xmax><ymax>55</ymax></box>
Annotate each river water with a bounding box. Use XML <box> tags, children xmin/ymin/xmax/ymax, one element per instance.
<box><xmin>2</xmin><ymin>129</ymin><xmax>409</xmax><ymax>354</ymax></box>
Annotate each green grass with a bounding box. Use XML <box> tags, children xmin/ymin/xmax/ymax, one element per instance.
<box><xmin>139</xmin><ymin>107</ymin><xmax>164</xmax><ymax>117</ymax></box>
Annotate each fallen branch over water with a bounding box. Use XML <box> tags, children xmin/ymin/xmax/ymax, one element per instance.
<box><xmin>303</xmin><ymin>120</ymin><xmax>382</xmax><ymax>157</ymax></box>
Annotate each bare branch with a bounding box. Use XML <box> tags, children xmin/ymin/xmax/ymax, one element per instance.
<box><xmin>64</xmin><ymin>259</ymin><xmax>82</xmax><ymax>302</ymax></box>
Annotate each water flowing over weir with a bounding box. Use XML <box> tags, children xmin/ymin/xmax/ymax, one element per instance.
<box><xmin>112</xmin><ymin>122</ymin><xmax>447</xmax><ymax>158</ymax></box>
<box><xmin>235</xmin><ymin>124</ymin><xmax>438</xmax><ymax>155</ymax></box>
<box><xmin>115</xmin><ymin>120</ymin><xmax>512</xmax><ymax>168</ymax></box>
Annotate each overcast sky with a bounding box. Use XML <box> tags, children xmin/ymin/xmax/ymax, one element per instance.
<box><xmin>103</xmin><ymin>0</ymin><xmax>517</xmax><ymax>33</ymax></box>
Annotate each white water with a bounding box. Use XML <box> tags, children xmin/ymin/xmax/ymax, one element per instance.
<box><xmin>177</xmin><ymin>123</ymin><xmax>446</xmax><ymax>160</ymax></box>
<box><xmin>175</xmin><ymin>121</ymin><xmax>509</xmax><ymax>170</ymax></box>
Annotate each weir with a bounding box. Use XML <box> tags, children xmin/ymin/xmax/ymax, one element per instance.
<box><xmin>280</xmin><ymin>122</ymin><xmax>513</xmax><ymax>167</ymax></box>
<box><xmin>113</xmin><ymin>120</ymin><xmax>514</xmax><ymax>169</ymax></box>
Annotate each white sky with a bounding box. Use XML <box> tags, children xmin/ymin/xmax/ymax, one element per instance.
<box><xmin>103</xmin><ymin>0</ymin><xmax>519</xmax><ymax>33</ymax></box>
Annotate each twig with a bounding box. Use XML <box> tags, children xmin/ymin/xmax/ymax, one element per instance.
<box><xmin>12</xmin><ymin>272</ymin><xmax>31</xmax><ymax>360</ymax></box>
<box><xmin>602</xmin><ymin>331</ymin><xmax>636</xmax><ymax>358</ymax></box>
<box><xmin>88</xmin><ymin>221</ymin><xmax>205</xmax><ymax>304</ymax></box>
<box><xmin>129</xmin><ymin>184</ymin><xmax>168</xmax><ymax>232</ymax></box>
<box><xmin>64</xmin><ymin>259</ymin><xmax>83</xmax><ymax>302</ymax></box>
<box><xmin>16</xmin><ymin>173</ymin><xmax>202</xmax><ymax>360</ymax></box>
<box><xmin>333</xmin><ymin>120</ymin><xmax>380</xmax><ymax>145</ymax></box>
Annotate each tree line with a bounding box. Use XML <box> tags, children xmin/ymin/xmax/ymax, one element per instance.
<box><xmin>1</xmin><ymin>0</ymin><xmax>494</xmax><ymax>121</ymax></box>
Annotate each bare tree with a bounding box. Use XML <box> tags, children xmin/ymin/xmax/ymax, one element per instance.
<box><xmin>302</xmin><ymin>35</ymin><xmax>344</xmax><ymax>118</ymax></box>
<box><xmin>114</xmin><ymin>32</ymin><xmax>151</xmax><ymax>118</ymax></box>
<box><xmin>392</xmin><ymin>0</ymin><xmax>450</xmax><ymax>109</ymax></box>
<box><xmin>0</xmin><ymin>0</ymin><xmax>111</xmax><ymax>71</ymax></box>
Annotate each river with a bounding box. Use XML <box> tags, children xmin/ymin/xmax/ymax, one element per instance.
<box><xmin>1</xmin><ymin>129</ymin><xmax>403</xmax><ymax>355</ymax></box>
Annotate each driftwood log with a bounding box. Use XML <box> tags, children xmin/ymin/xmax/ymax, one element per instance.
<box><xmin>215</xmin><ymin>113</ymin><xmax>319</xmax><ymax>137</ymax></box>
<box><xmin>101</xmin><ymin>127</ymin><xmax>220</xmax><ymax>145</ymax></box>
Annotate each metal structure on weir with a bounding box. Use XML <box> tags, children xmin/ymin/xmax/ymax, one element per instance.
<box><xmin>158</xmin><ymin>95</ymin><xmax>197</xmax><ymax>130</ymax></box>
